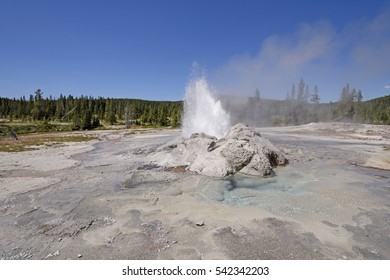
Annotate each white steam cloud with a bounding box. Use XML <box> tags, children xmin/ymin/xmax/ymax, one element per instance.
<box><xmin>214</xmin><ymin>9</ymin><xmax>390</xmax><ymax>101</ymax></box>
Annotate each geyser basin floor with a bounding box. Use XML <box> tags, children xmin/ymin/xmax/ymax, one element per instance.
<box><xmin>0</xmin><ymin>124</ymin><xmax>389</xmax><ymax>259</ymax></box>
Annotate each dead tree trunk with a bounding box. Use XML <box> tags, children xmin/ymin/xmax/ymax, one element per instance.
<box><xmin>8</xmin><ymin>129</ymin><xmax>18</xmax><ymax>141</ymax></box>
<box><xmin>125</xmin><ymin>107</ymin><xmax>131</xmax><ymax>129</ymax></box>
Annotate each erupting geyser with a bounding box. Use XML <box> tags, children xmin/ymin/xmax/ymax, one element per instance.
<box><xmin>151</xmin><ymin>70</ymin><xmax>288</xmax><ymax>178</ymax></box>
<box><xmin>182</xmin><ymin>76</ymin><xmax>231</xmax><ymax>139</ymax></box>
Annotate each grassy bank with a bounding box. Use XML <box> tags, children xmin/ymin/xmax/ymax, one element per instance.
<box><xmin>0</xmin><ymin>121</ymin><xmax>73</xmax><ymax>137</ymax></box>
<box><xmin>0</xmin><ymin>131</ymin><xmax>98</xmax><ymax>152</ymax></box>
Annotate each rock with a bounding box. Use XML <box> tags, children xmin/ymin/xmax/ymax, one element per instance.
<box><xmin>225</xmin><ymin>123</ymin><xmax>261</xmax><ymax>140</ymax></box>
<box><xmin>77</xmin><ymin>254</ymin><xmax>82</xmax><ymax>258</ymax></box>
<box><xmin>152</xmin><ymin>123</ymin><xmax>288</xmax><ymax>177</ymax></box>
<box><xmin>45</xmin><ymin>250</ymin><xmax>60</xmax><ymax>259</ymax></box>
<box><xmin>220</xmin><ymin>140</ymin><xmax>254</xmax><ymax>172</ymax></box>
<box><xmin>196</xmin><ymin>221</ymin><xmax>205</xmax><ymax>226</ymax></box>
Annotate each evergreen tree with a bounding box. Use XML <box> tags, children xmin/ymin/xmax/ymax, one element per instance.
<box><xmin>125</xmin><ymin>106</ymin><xmax>131</xmax><ymax>128</ymax></box>
<box><xmin>297</xmin><ymin>79</ymin><xmax>305</xmax><ymax>102</ymax></box>
<box><xmin>357</xmin><ymin>90</ymin><xmax>363</xmax><ymax>102</ymax></box>
<box><xmin>291</xmin><ymin>83</ymin><xmax>296</xmax><ymax>100</ymax></box>
<box><xmin>158</xmin><ymin>106</ymin><xmax>168</xmax><ymax>126</ymax></box>
<box><xmin>304</xmin><ymin>85</ymin><xmax>310</xmax><ymax>103</ymax></box>
<box><xmin>71</xmin><ymin>99</ymin><xmax>82</xmax><ymax>130</ymax></box>
<box><xmin>92</xmin><ymin>116</ymin><xmax>100</xmax><ymax>128</ymax></box>
<box><xmin>310</xmin><ymin>85</ymin><xmax>320</xmax><ymax>104</ymax></box>
<box><xmin>285</xmin><ymin>91</ymin><xmax>291</xmax><ymax>101</ymax></box>
<box><xmin>81</xmin><ymin>109</ymin><xmax>92</xmax><ymax>130</ymax></box>
<box><xmin>105</xmin><ymin>99</ymin><xmax>116</xmax><ymax>125</ymax></box>
<box><xmin>170</xmin><ymin>108</ymin><xmax>180</xmax><ymax>127</ymax></box>
<box><xmin>31</xmin><ymin>89</ymin><xmax>44</xmax><ymax>120</ymax></box>
<box><xmin>255</xmin><ymin>88</ymin><xmax>260</xmax><ymax>101</ymax></box>
<box><xmin>338</xmin><ymin>83</ymin><xmax>359</xmax><ymax>120</ymax></box>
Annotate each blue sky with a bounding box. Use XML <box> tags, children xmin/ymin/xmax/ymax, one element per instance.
<box><xmin>0</xmin><ymin>0</ymin><xmax>389</xmax><ymax>102</ymax></box>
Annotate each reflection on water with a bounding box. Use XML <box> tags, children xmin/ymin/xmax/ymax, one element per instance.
<box><xmin>198</xmin><ymin>166</ymin><xmax>307</xmax><ymax>201</ymax></box>
<box><xmin>196</xmin><ymin>162</ymin><xmax>390</xmax><ymax>224</ymax></box>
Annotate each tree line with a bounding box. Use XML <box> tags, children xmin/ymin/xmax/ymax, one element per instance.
<box><xmin>223</xmin><ymin>79</ymin><xmax>390</xmax><ymax>126</ymax></box>
<box><xmin>0</xmin><ymin>89</ymin><xmax>182</xmax><ymax>130</ymax></box>
<box><xmin>1</xmin><ymin>84</ymin><xmax>389</xmax><ymax>134</ymax></box>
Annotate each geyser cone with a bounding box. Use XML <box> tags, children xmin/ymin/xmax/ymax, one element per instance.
<box><xmin>153</xmin><ymin>123</ymin><xmax>288</xmax><ymax>178</ymax></box>
<box><xmin>182</xmin><ymin>76</ymin><xmax>231</xmax><ymax>139</ymax></box>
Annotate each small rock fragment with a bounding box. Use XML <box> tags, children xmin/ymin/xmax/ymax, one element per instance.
<box><xmin>45</xmin><ymin>250</ymin><xmax>60</xmax><ymax>259</ymax></box>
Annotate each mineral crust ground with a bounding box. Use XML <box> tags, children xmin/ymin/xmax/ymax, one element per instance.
<box><xmin>0</xmin><ymin>123</ymin><xmax>389</xmax><ymax>260</ymax></box>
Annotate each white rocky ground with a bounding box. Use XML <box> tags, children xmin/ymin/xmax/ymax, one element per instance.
<box><xmin>0</xmin><ymin>123</ymin><xmax>389</xmax><ymax>260</ymax></box>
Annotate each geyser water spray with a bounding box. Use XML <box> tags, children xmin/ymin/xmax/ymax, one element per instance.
<box><xmin>182</xmin><ymin>74</ymin><xmax>231</xmax><ymax>139</ymax></box>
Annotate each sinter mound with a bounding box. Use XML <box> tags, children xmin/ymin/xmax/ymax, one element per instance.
<box><xmin>153</xmin><ymin>123</ymin><xmax>288</xmax><ymax>177</ymax></box>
